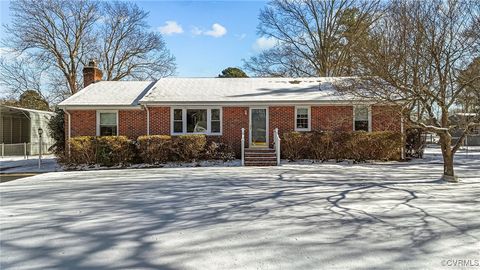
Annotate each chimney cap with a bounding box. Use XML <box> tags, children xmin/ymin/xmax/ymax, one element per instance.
<box><xmin>88</xmin><ymin>59</ymin><xmax>97</xmax><ymax>67</ymax></box>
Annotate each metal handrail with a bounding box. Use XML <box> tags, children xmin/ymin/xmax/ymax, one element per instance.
<box><xmin>241</xmin><ymin>128</ymin><xmax>245</xmax><ymax>166</ymax></box>
<box><xmin>273</xmin><ymin>128</ymin><xmax>281</xmax><ymax>165</ymax></box>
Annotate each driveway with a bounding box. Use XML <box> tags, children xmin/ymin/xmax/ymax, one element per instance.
<box><xmin>1</xmin><ymin>154</ymin><xmax>479</xmax><ymax>269</ymax></box>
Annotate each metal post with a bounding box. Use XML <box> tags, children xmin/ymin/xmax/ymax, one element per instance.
<box><xmin>24</xmin><ymin>142</ymin><xmax>27</xmax><ymax>159</ymax></box>
<box><xmin>1</xmin><ymin>143</ymin><xmax>3</xmax><ymax>158</ymax></box>
<box><xmin>241</xmin><ymin>128</ymin><xmax>245</xmax><ymax>166</ymax></box>
<box><xmin>38</xmin><ymin>129</ymin><xmax>43</xmax><ymax>169</ymax></box>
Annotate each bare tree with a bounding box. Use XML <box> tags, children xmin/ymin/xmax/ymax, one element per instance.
<box><xmin>343</xmin><ymin>0</ymin><xmax>480</xmax><ymax>181</ymax></box>
<box><xmin>3</xmin><ymin>0</ymin><xmax>176</xmax><ymax>97</ymax></box>
<box><xmin>98</xmin><ymin>1</ymin><xmax>175</xmax><ymax>80</ymax></box>
<box><xmin>5</xmin><ymin>0</ymin><xmax>99</xmax><ymax>95</ymax></box>
<box><xmin>244</xmin><ymin>0</ymin><xmax>381</xmax><ymax>77</ymax></box>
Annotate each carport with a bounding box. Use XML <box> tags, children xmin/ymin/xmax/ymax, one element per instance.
<box><xmin>0</xmin><ymin>105</ymin><xmax>55</xmax><ymax>156</ymax></box>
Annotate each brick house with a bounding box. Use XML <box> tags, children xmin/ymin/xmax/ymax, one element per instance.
<box><xmin>58</xmin><ymin>62</ymin><xmax>403</xmax><ymax>165</ymax></box>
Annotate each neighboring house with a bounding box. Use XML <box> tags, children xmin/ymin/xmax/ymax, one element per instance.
<box><xmin>58</xmin><ymin>62</ymin><xmax>403</xmax><ymax>163</ymax></box>
<box><xmin>0</xmin><ymin>105</ymin><xmax>55</xmax><ymax>156</ymax></box>
<box><xmin>450</xmin><ymin>113</ymin><xmax>480</xmax><ymax>146</ymax></box>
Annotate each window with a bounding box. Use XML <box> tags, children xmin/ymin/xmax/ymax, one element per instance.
<box><xmin>171</xmin><ymin>108</ymin><xmax>222</xmax><ymax>135</ymax></box>
<box><xmin>173</xmin><ymin>109</ymin><xmax>183</xmax><ymax>133</ymax></box>
<box><xmin>97</xmin><ymin>111</ymin><xmax>117</xmax><ymax>136</ymax></box>
<box><xmin>211</xmin><ymin>109</ymin><xmax>221</xmax><ymax>133</ymax></box>
<box><xmin>187</xmin><ymin>109</ymin><xmax>207</xmax><ymax>133</ymax></box>
<box><xmin>295</xmin><ymin>107</ymin><xmax>310</xmax><ymax>131</ymax></box>
<box><xmin>354</xmin><ymin>106</ymin><xmax>370</xmax><ymax>132</ymax></box>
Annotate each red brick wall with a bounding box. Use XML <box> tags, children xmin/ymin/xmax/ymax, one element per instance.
<box><xmin>222</xmin><ymin>107</ymin><xmax>249</xmax><ymax>152</ymax></box>
<box><xmin>65</xmin><ymin>105</ymin><xmax>401</xmax><ymax>154</ymax></box>
<box><xmin>312</xmin><ymin>106</ymin><xmax>353</xmax><ymax>132</ymax></box>
<box><xmin>149</xmin><ymin>107</ymin><xmax>170</xmax><ymax>135</ymax></box>
<box><xmin>372</xmin><ymin>105</ymin><xmax>402</xmax><ymax>132</ymax></box>
<box><xmin>269</xmin><ymin>106</ymin><xmax>295</xmax><ymax>147</ymax></box>
<box><xmin>69</xmin><ymin>110</ymin><xmax>96</xmax><ymax>136</ymax></box>
<box><xmin>119</xmin><ymin>110</ymin><xmax>147</xmax><ymax>139</ymax></box>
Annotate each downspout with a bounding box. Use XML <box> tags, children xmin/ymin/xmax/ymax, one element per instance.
<box><xmin>63</xmin><ymin>108</ymin><xmax>71</xmax><ymax>157</ymax></box>
<box><xmin>144</xmin><ymin>105</ymin><xmax>150</xmax><ymax>136</ymax></box>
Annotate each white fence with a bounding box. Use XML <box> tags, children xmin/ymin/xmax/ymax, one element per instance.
<box><xmin>1</xmin><ymin>142</ymin><xmax>53</xmax><ymax>157</ymax></box>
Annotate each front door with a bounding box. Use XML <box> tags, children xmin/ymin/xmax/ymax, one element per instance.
<box><xmin>250</xmin><ymin>108</ymin><xmax>268</xmax><ymax>147</ymax></box>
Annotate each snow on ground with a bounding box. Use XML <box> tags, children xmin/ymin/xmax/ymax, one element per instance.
<box><xmin>0</xmin><ymin>155</ymin><xmax>62</xmax><ymax>174</ymax></box>
<box><xmin>0</xmin><ymin>148</ymin><xmax>479</xmax><ymax>270</ymax></box>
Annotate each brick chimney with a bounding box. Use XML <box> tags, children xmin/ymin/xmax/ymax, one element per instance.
<box><xmin>83</xmin><ymin>60</ymin><xmax>103</xmax><ymax>87</ymax></box>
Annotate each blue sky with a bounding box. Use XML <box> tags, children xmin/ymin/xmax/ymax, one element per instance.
<box><xmin>0</xmin><ymin>0</ymin><xmax>274</xmax><ymax>77</ymax></box>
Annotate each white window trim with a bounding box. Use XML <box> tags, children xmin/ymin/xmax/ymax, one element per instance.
<box><xmin>96</xmin><ymin>110</ymin><xmax>119</xmax><ymax>136</ymax></box>
<box><xmin>295</xmin><ymin>106</ymin><xmax>311</xmax><ymax>132</ymax></box>
<box><xmin>170</xmin><ymin>107</ymin><xmax>222</xmax><ymax>135</ymax></box>
<box><xmin>353</xmin><ymin>105</ymin><xmax>372</xmax><ymax>132</ymax></box>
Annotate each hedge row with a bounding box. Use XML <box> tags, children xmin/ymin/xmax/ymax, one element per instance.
<box><xmin>282</xmin><ymin>131</ymin><xmax>402</xmax><ymax>161</ymax></box>
<box><xmin>61</xmin><ymin>135</ymin><xmax>235</xmax><ymax>167</ymax></box>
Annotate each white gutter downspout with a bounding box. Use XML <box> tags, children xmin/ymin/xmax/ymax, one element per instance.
<box><xmin>63</xmin><ymin>108</ymin><xmax>71</xmax><ymax>157</ymax></box>
<box><xmin>144</xmin><ymin>105</ymin><xmax>150</xmax><ymax>136</ymax></box>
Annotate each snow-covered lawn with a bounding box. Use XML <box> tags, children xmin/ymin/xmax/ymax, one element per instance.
<box><xmin>0</xmin><ymin>155</ymin><xmax>62</xmax><ymax>174</ymax></box>
<box><xmin>1</xmin><ymin>148</ymin><xmax>479</xmax><ymax>270</ymax></box>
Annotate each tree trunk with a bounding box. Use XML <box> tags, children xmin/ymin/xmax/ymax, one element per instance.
<box><xmin>439</xmin><ymin>133</ymin><xmax>458</xmax><ymax>182</ymax></box>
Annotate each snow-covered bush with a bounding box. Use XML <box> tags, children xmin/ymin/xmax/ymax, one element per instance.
<box><xmin>137</xmin><ymin>135</ymin><xmax>173</xmax><ymax>164</ymax></box>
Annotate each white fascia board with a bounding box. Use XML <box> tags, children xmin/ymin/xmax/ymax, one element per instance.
<box><xmin>59</xmin><ymin>105</ymin><xmax>143</xmax><ymax>110</ymax></box>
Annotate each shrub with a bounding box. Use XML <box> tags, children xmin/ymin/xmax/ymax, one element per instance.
<box><xmin>405</xmin><ymin>128</ymin><xmax>426</xmax><ymax>158</ymax></box>
<box><xmin>282</xmin><ymin>132</ymin><xmax>310</xmax><ymax>161</ymax></box>
<box><xmin>282</xmin><ymin>131</ymin><xmax>402</xmax><ymax>161</ymax></box>
<box><xmin>68</xmin><ymin>136</ymin><xmax>96</xmax><ymax>165</ymax></box>
<box><xmin>47</xmin><ymin>107</ymin><xmax>65</xmax><ymax>156</ymax></box>
<box><xmin>95</xmin><ymin>136</ymin><xmax>134</xmax><ymax>166</ymax></box>
<box><xmin>172</xmin><ymin>135</ymin><xmax>207</xmax><ymax>162</ymax></box>
<box><xmin>203</xmin><ymin>140</ymin><xmax>236</xmax><ymax>161</ymax></box>
<box><xmin>137</xmin><ymin>135</ymin><xmax>173</xmax><ymax>164</ymax></box>
<box><xmin>64</xmin><ymin>136</ymin><xmax>134</xmax><ymax>167</ymax></box>
<box><xmin>309</xmin><ymin>131</ymin><xmax>334</xmax><ymax>161</ymax></box>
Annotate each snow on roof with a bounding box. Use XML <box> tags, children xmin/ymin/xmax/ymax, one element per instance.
<box><xmin>57</xmin><ymin>77</ymin><xmax>366</xmax><ymax>107</ymax></box>
<box><xmin>140</xmin><ymin>77</ymin><xmax>357</xmax><ymax>104</ymax></box>
<box><xmin>58</xmin><ymin>81</ymin><xmax>155</xmax><ymax>107</ymax></box>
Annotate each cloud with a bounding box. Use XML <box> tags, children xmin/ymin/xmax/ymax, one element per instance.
<box><xmin>191</xmin><ymin>26</ymin><xmax>203</xmax><ymax>36</ymax></box>
<box><xmin>158</xmin><ymin>21</ymin><xmax>184</xmax><ymax>35</ymax></box>
<box><xmin>253</xmin><ymin>37</ymin><xmax>278</xmax><ymax>52</ymax></box>
<box><xmin>235</xmin><ymin>33</ymin><xmax>247</xmax><ymax>40</ymax></box>
<box><xmin>204</xmin><ymin>23</ymin><xmax>227</xmax><ymax>37</ymax></box>
<box><xmin>191</xmin><ymin>23</ymin><xmax>227</xmax><ymax>38</ymax></box>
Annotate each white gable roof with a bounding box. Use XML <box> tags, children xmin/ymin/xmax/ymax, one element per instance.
<box><xmin>140</xmin><ymin>77</ymin><xmax>356</xmax><ymax>104</ymax></box>
<box><xmin>58</xmin><ymin>81</ymin><xmax>154</xmax><ymax>107</ymax></box>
